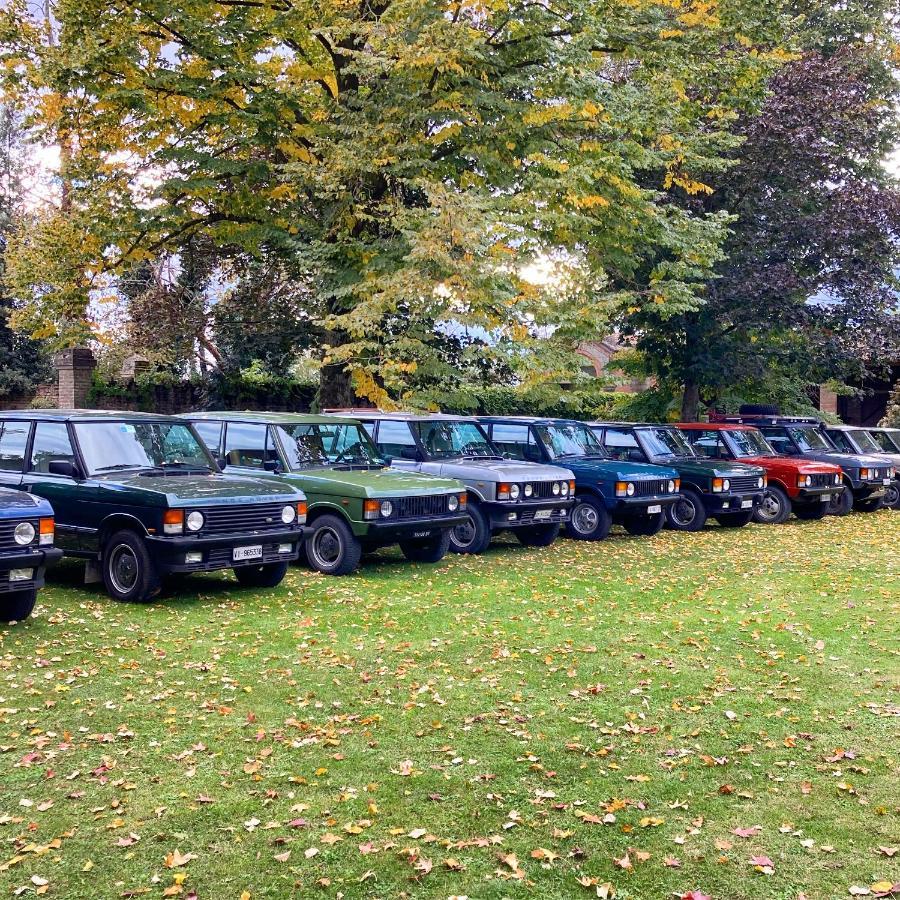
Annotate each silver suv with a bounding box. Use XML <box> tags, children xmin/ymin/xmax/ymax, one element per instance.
<box><xmin>329</xmin><ymin>412</ymin><xmax>575</xmax><ymax>554</ymax></box>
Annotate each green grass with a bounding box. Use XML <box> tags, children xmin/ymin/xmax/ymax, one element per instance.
<box><xmin>1</xmin><ymin>512</ymin><xmax>898</xmax><ymax>900</ymax></box>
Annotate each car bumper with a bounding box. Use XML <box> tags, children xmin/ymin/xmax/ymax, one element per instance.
<box><xmin>145</xmin><ymin>528</ymin><xmax>309</xmax><ymax>574</ymax></box>
<box><xmin>483</xmin><ymin>499</ymin><xmax>573</xmax><ymax>529</ymax></box>
<box><xmin>703</xmin><ymin>493</ymin><xmax>763</xmax><ymax>513</ymax></box>
<box><xmin>612</xmin><ymin>496</ymin><xmax>677</xmax><ymax>515</ymax></box>
<box><xmin>0</xmin><ymin>547</ymin><xmax>63</xmax><ymax>593</ymax></box>
<box><xmin>796</xmin><ymin>486</ymin><xmax>842</xmax><ymax>503</ymax></box>
<box><xmin>851</xmin><ymin>482</ymin><xmax>888</xmax><ymax>501</ymax></box>
<box><xmin>365</xmin><ymin>514</ymin><xmax>469</xmax><ymax>541</ymax></box>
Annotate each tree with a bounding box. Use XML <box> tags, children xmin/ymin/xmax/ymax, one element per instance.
<box><xmin>619</xmin><ymin>1</ymin><xmax>900</xmax><ymax>420</ymax></box>
<box><xmin>1</xmin><ymin>0</ymin><xmax>785</xmax><ymax>406</ymax></box>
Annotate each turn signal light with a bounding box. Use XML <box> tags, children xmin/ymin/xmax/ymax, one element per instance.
<box><xmin>39</xmin><ymin>517</ymin><xmax>55</xmax><ymax>546</ymax></box>
<box><xmin>569</xmin><ymin>480</ymin><xmax>576</xmax><ymax>494</ymax></box>
<box><xmin>297</xmin><ymin>501</ymin><xmax>308</xmax><ymax>523</ymax></box>
<box><xmin>363</xmin><ymin>499</ymin><xmax>381</xmax><ymax>520</ymax></box>
<box><xmin>497</xmin><ymin>483</ymin><xmax>511</xmax><ymax>500</ymax></box>
<box><xmin>163</xmin><ymin>509</ymin><xmax>184</xmax><ymax>535</ymax></box>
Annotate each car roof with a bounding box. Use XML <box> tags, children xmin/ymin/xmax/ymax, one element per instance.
<box><xmin>185</xmin><ymin>411</ymin><xmax>361</xmax><ymax>426</ymax></box>
<box><xmin>589</xmin><ymin>421</ymin><xmax>678</xmax><ymax>429</ymax></box>
<box><xmin>824</xmin><ymin>424</ymin><xmax>867</xmax><ymax>432</ymax></box>
<box><xmin>678</xmin><ymin>422</ymin><xmax>758</xmax><ymax>431</ymax></box>
<box><xmin>0</xmin><ymin>408</ymin><xmax>182</xmax><ymax>423</ymax></box>
<box><xmin>326</xmin><ymin>409</ymin><xmax>478</xmax><ymax>422</ymax></box>
<box><xmin>476</xmin><ymin>415</ymin><xmax>588</xmax><ymax>426</ymax></box>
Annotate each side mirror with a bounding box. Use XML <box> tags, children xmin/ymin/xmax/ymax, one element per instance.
<box><xmin>263</xmin><ymin>459</ymin><xmax>282</xmax><ymax>473</ymax></box>
<box><xmin>48</xmin><ymin>459</ymin><xmax>78</xmax><ymax>478</ymax></box>
<box><xmin>400</xmin><ymin>447</ymin><xmax>423</xmax><ymax>461</ymax></box>
<box><xmin>216</xmin><ymin>457</ymin><xmax>228</xmax><ymax>470</ymax></box>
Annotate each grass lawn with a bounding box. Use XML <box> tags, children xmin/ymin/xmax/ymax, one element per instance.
<box><xmin>1</xmin><ymin>511</ymin><xmax>898</xmax><ymax>900</ymax></box>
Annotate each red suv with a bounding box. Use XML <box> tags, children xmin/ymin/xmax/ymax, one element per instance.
<box><xmin>679</xmin><ymin>423</ymin><xmax>844</xmax><ymax>524</ymax></box>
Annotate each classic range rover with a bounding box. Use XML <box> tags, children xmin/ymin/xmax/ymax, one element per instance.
<box><xmin>477</xmin><ymin>417</ymin><xmax>678</xmax><ymax>540</ymax></box>
<box><xmin>0</xmin><ymin>486</ymin><xmax>62</xmax><ymax>622</ymax></box>
<box><xmin>823</xmin><ymin>424</ymin><xmax>900</xmax><ymax>511</ymax></box>
<box><xmin>0</xmin><ymin>411</ymin><xmax>309</xmax><ymax>602</ymax></box>
<box><xmin>732</xmin><ymin>415</ymin><xmax>891</xmax><ymax>516</ymax></box>
<box><xmin>335</xmin><ymin>412</ymin><xmax>575</xmax><ymax>554</ymax></box>
<box><xmin>678</xmin><ymin>422</ymin><xmax>844</xmax><ymax>524</ymax></box>
<box><xmin>867</xmin><ymin>427</ymin><xmax>900</xmax><ymax>509</ymax></box>
<box><xmin>591</xmin><ymin>422</ymin><xmax>766</xmax><ymax>531</ymax></box>
<box><xmin>183</xmin><ymin>412</ymin><xmax>467</xmax><ymax>574</ymax></box>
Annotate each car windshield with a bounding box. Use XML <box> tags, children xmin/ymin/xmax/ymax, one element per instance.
<box><xmin>536</xmin><ymin>423</ymin><xmax>606</xmax><ymax>460</ymax></box>
<box><xmin>789</xmin><ymin>426</ymin><xmax>833</xmax><ymax>452</ymax></box>
<box><xmin>275</xmin><ymin>422</ymin><xmax>384</xmax><ymax>468</ymax></box>
<box><xmin>846</xmin><ymin>430</ymin><xmax>883</xmax><ymax>454</ymax></box>
<box><xmin>414</xmin><ymin>420</ymin><xmax>496</xmax><ymax>458</ymax></box>
<box><xmin>639</xmin><ymin>427</ymin><xmax>694</xmax><ymax>458</ymax></box>
<box><xmin>870</xmin><ymin>430</ymin><xmax>900</xmax><ymax>453</ymax></box>
<box><xmin>727</xmin><ymin>428</ymin><xmax>776</xmax><ymax>458</ymax></box>
<box><xmin>75</xmin><ymin>421</ymin><xmax>213</xmax><ymax>474</ymax></box>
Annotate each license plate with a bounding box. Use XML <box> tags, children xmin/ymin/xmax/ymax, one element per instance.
<box><xmin>884</xmin><ymin>478</ymin><xmax>892</xmax><ymax>485</ymax></box>
<box><xmin>820</xmin><ymin>494</ymin><xmax>831</xmax><ymax>502</ymax></box>
<box><xmin>413</xmin><ymin>531</ymin><xmax>432</xmax><ymax>538</ymax></box>
<box><xmin>534</xmin><ymin>509</ymin><xmax>552</xmax><ymax>520</ymax></box>
<box><xmin>647</xmin><ymin>505</ymin><xmax>662</xmax><ymax>515</ymax></box>
<box><xmin>233</xmin><ymin>545</ymin><xmax>262</xmax><ymax>562</ymax></box>
<box><xmin>741</xmin><ymin>499</ymin><xmax>753</xmax><ymax>509</ymax></box>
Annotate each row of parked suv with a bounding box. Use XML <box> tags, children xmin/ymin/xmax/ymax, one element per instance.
<box><xmin>0</xmin><ymin>408</ymin><xmax>896</xmax><ymax>622</ymax></box>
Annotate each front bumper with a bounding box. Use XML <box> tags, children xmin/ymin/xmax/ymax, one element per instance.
<box><xmin>796</xmin><ymin>485</ymin><xmax>842</xmax><ymax>504</ymax></box>
<box><xmin>0</xmin><ymin>547</ymin><xmax>63</xmax><ymax>593</ymax></box>
<box><xmin>483</xmin><ymin>498</ymin><xmax>573</xmax><ymax>529</ymax></box>
<box><xmin>365</xmin><ymin>514</ymin><xmax>469</xmax><ymax>541</ymax></box>
<box><xmin>145</xmin><ymin>527</ymin><xmax>309</xmax><ymax>574</ymax></box>
<box><xmin>611</xmin><ymin>495</ymin><xmax>678</xmax><ymax>515</ymax></box>
<box><xmin>851</xmin><ymin>481</ymin><xmax>888</xmax><ymax>501</ymax></box>
<box><xmin>702</xmin><ymin>492</ymin><xmax>763</xmax><ymax>514</ymax></box>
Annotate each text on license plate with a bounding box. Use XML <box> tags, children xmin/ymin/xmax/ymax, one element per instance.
<box><xmin>820</xmin><ymin>493</ymin><xmax>831</xmax><ymax>502</ymax></box>
<box><xmin>885</xmin><ymin>478</ymin><xmax>893</xmax><ymax>485</ymax></box>
<box><xmin>646</xmin><ymin>505</ymin><xmax>662</xmax><ymax>515</ymax></box>
<box><xmin>534</xmin><ymin>509</ymin><xmax>552</xmax><ymax>520</ymax></box>
<box><xmin>233</xmin><ymin>545</ymin><xmax>263</xmax><ymax>562</ymax></box>
<box><xmin>741</xmin><ymin>499</ymin><xmax>754</xmax><ymax>509</ymax></box>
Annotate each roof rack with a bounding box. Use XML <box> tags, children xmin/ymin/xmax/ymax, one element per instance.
<box><xmin>720</xmin><ymin>414</ymin><xmax>823</xmax><ymax>426</ymax></box>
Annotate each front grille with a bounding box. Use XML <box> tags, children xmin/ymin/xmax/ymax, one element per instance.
<box><xmin>632</xmin><ymin>479</ymin><xmax>671</xmax><ymax>498</ymax></box>
<box><xmin>199</xmin><ymin>503</ymin><xmax>292</xmax><ymax>534</ymax></box>
<box><xmin>395</xmin><ymin>495</ymin><xmax>449</xmax><ymax>519</ymax></box>
<box><xmin>867</xmin><ymin>468</ymin><xmax>890</xmax><ymax>482</ymax></box>
<box><xmin>810</xmin><ymin>473</ymin><xmax>834</xmax><ymax>488</ymax></box>
<box><xmin>528</xmin><ymin>481</ymin><xmax>561</xmax><ymax>500</ymax></box>
<box><xmin>727</xmin><ymin>475</ymin><xmax>763</xmax><ymax>493</ymax></box>
<box><xmin>0</xmin><ymin>519</ymin><xmax>39</xmax><ymax>553</ymax></box>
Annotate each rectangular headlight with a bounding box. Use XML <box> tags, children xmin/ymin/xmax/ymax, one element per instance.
<box><xmin>9</xmin><ymin>568</ymin><xmax>33</xmax><ymax>582</ymax></box>
<box><xmin>497</xmin><ymin>483</ymin><xmax>511</xmax><ymax>500</ymax></box>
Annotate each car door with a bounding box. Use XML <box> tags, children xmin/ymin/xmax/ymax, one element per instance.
<box><xmin>489</xmin><ymin>423</ymin><xmax>539</xmax><ymax>462</ymax></box>
<box><xmin>221</xmin><ymin>422</ymin><xmax>281</xmax><ymax>477</ymax></box>
<box><xmin>0</xmin><ymin>418</ymin><xmax>31</xmax><ymax>491</ymax></box>
<box><xmin>684</xmin><ymin>429</ymin><xmax>730</xmax><ymax>461</ymax></box>
<box><xmin>603</xmin><ymin>427</ymin><xmax>645</xmax><ymax>463</ymax></box>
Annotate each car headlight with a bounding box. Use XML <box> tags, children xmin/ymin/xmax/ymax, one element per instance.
<box><xmin>509</xmin><ymin>484</ymin><xmax>520</xmax><ymax>500</ymax></box>
<box><xmin>757</xmin><ymin>477</ymin><xmax>764</xmax><ymax>489</ymax></box>
<box><xmin>797</xmin><ymin>475</ymin><xmax>810</xmax><ymax>488</ymax></box>
<box><xmin>187</xmin><ymin>511</ymin><xmax>205</xmax><ymax>531</ymax></box>
<box><xmin>279</xmin><ymin>505</ymin><xmax>296</xmax><ymax>524</ymax></box>
<box><xmin>552</xmin><ymin>482</ymin><xmax>561</xmax><ymax>496</ymax></box>
<box><xmin>835</xmin><ymin>473</ymin><xmax>842</xmax><ymax>485</ymax></box>
<box><xmin>380</xmin><ymin>500</ymin><xmax>393</xmax><ymax>518</ymax></box>
<box><xmin>14</xmin><ymin>522</ymin><xmax>35</xmax><ymax>546</ymax></box>
<box><xmin>560</xmin><ymin>481</ymin><xmax>569</xmax><ymax>496</ymax></box>
<box><xmin>448</xmin><ymin>494</ymin><xmax>460</xmax><ymax>512</ymax></box>
<box><xmin>497</xmin><ymin>483</ymin><xmax>511</xmax><ymax>500</ymax></box>
<box><xmin>668</xmin><ymin>480</ymin><xmax>676</xmax><ymax>493</ymax></box>
<box><xmin>627</xmin><ymin>483</ymin><xmax>635</xmax><ymax>496</ymax></box>
<box><xmin>524</xmin><ymin>484</ymin><xmax>534</xmax><ymax>498</ymax></box>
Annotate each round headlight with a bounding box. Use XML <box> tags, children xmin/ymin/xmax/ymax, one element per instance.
<box><xmin>509</xmin><ymin>484</ymin><xmax>521</xmax><ymax>500</ymax></box>
<box><xmin>448</xmin><ymin>494</ymin><xmax>459</xmax><ymax>512</ymax></box>
<box><xmin>668</xmin><ymin>480</ymin><xmax>676</xmax><ymax>493</ymax></box>
<box><xmin>380</xmin><ymin>500</ymin><xmax>393</xmax><ymax>518</ymax></box>
<box><xmin>186</xmin><ymin>511</ymin><xmax>205</xmax><ymax>532</ymax></box>
<box><xmin>560</xmin><ymin>481</ymin><xmax>569</xmax><ymax>496</ymax></box>
<box><xmin>14</xmin><ymin>522</ymin><xmax>35</xmax><ymax>546</ymax></box>
<box><xmin>552</xmin><ymin>482</ymin><xmax>561</xmax><ymax>496</ymax></box>
<box><xmin>524</xmin><ymin>484</ymin><xmax>534</xmax><ymax>498</ymax></box>
<box><xmin>722</xmin><ymin>479</ymin><xmax>730</xmax><ymax>492</ymax></box>
<box><xmin>281</xmin><ymin>505</ymin><xmax>296</xmax><ymax>524</ymax></box>
<box><xmin>757</xmin><ymin>477</ymin><xmax>764</xmax><ymax>489</ymax></box>
<box><xmin>626</xmin><ymin>483</ymin><xmax>635</xmax><ymax>496</ymax></box>
<box><xmin>835</xmin><ymin>474</ymin><xmax>842</xmax><ymax>484</ymax></box>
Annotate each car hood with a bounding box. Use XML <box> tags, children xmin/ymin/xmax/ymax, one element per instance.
<box><xmin>279</xmin><ymin>466</ymin><xmax>463</xmax><ymax>498</ymax></box>
<box><xmin>800</xmin><ymin>451</ymin><xmax>888</xmax><ymax>469</ymax></box>
<box><xmin>0</xmin><ymin>488</ymin><xmax>53</xmax><ymax>514</ymax></box>
<box><xmin>741</xmin><ymin>455</ymin><xmax>839</xmax><ymax>473</ymax></box>
<box><xmin>869</xmin><ymin>452</ymin><xmax>900</xmax><ymax>468</ymax></box>
<box><xmin>96</xmin><ymin>472</ymin><xmax>303</xmax><ymax>507</ymax></box>
<box><xmin>564</xmin><ymin>457</ymin><xmax>679</xmax><ymax>480</ymax></box>
<box><xmin>426</xmin><ymin>459</ymin><xmax>574</xmax><ymax>482</ymax></box>
<box><xmin>650</xmin><ymin>458</ymin><xmax>764</xmax><ymax>478</ymax></box>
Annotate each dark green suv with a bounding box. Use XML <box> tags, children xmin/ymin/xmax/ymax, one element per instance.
<box><xmin>0</xmin><ymin>411</ymin><xmax>309</xmax><ymax>602</ymax></box>
<box><xmin>184</xmin><ymin>412</ymin><xmax>467</xmax><ymax>574</ymax></box>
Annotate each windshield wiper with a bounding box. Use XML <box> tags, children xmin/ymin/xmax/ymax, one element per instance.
<box><xmin>94</xmin><ymin>463</ymin><xmax>145</xmax><ymax>472</ymax></box>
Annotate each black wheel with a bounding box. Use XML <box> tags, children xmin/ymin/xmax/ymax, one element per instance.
<box><xmin>794</xmin><ymin>503</ymin><xmax>828</xmax><ymax>520</ymax></box>
<box><xmin>400</xmin><ymin>530</ymin><xmax>451</xmax><ymax>563</ymax></box>
<box><xmin>716</xmin><ymin>510</ymin><xmax>755</xmax><ymax>528</ymax></box>
<box><xmin>566</xmin><ymin>495</ymin><xmax>612</xmax><ymax>541</ymax></box>
<box><xmin>883</xmin><ymin>482</ymin><xmax>900</xmax><ymax>510</ymax></box>
<box><xmin>448</xmin><ymin>503</ymin><xmax>492</xmax><ymax>555</ymax></box>
<box><xmin>1</xmin><ymin>587</ymin><xmax>37</xmax><ymax>623</ymax></box>
<box><xmin>624</xmin><ymin>511</ymin><xmax>665</xmax><ymax>536</ymax></box>
<box><xmin>828</xmin><ymin>487</ymin><xmax>853</xmax><ymax>517</ymax></box>
<box><xmin>306</xmin><ymin>515</ymin><xmax>363</xmax><ymax>576</ymax></box>
<box><xmin>515</xmin><ymin>523</ymin><xmax>561</xmax><ymax>547</ymax></box>
<box><xmin>753</xmin><ymin>485</ymin><xmax>791</xmax><ymax>525</ymax></box>
<box><xmin>102</xmin><ymin>529</ymin><xmax>161</xmax><ymax>603</ymax></box>
<box><xmin>666</xmin><ymin>490</ymin><xmax>708</xmax><ymax>532</ymax></box>
<box><xmin>855</xmin><ymin>497</ymin><xmax>883</xmax><ymax>512</ymax></box>
<box><xmin>234</xmin><ymin>561</ymin><xmax>289</xmax><ymax>588</ymax></box>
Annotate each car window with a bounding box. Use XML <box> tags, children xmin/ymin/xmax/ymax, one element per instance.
<box><xmin>826</xmin><ymin>430</ymin><xmax>854</xmax><ymax>453</ymax></box>
<box><xmin>870</xmin><ymin>430</ymin><xmax>900</xmax><ymax>453</ymax></box>
<box><xmin>29</xmin><ymin>422</ymin><xmax>77</xmax><ymax>473</ymax></box>
<box><xmin>490</xmin><ymin>423</ymin><xmax>540</xmax><ymax>461</ymax></box>
<box><xmin>275</xmin><ymin>423</ymin><xmax>383</xmax><ymax>467</ymax></box>
<box><xmin>413</xmin><ymin>421</ymin><xmax>495</xmax><ymax>458</ymax></box>
<box><xmin>193</xmin><ymin>421</ymin><xmax>223</xmax><ymax>456</ymax></box>
<box><xmin>74</xmin><ymin>421</ymin><xmax>213</xmax><ymax>473</ymax></box>
<box><xmin>603</xmin><ymin>428</ymin><xmax>641</xmax><ymax>461</ymax></box>
<box><xmin>376</xmin><ymin>421</ymin><xmax>417</xmax><ymax>458</ymax></box>
<box><xmin>0</xmin><ymin>420</ymin><xmax>30</xmax><ymax>472</ymax></box>
<box><xmin>760</xmin><ymin>428</ymin><xmax>795</xmax><ymax>455</ymax></box>
<box><xmin>223</xmin><ymin>422</ymin><xmax>276</xmax><ymax>468</ymax></box>
<box><xmin>685</xmin><ymin>429</ymin><xmax>728</xmax><ymax>459</ymax></box>
<box><xmin>788</xmin><ymin>426</ymin><xmax>832</xmax><ymax>452</ymax></box>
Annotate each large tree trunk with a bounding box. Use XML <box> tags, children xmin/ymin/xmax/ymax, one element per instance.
<box><xmin>680</xmin><ymin>380</ymin><xmax>701</xmax><ymax>422</ymax></box>
<box><xmin>318</xmin><ymin>360</ymin><xmax>357</xmax><ymax>411</ymax></box>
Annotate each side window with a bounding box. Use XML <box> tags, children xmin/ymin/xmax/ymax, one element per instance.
<box><xmin>490</xmin><ymin>423</ymin><xmax>531</xmax><ymax>461</ymax></box>
<box><xmin>223</xmin><ymin>422</ymin><xmax>273</xmax><ymax>468</ymax></box>
<box><xmin>360</xmin><ymin>422</ymin><xmax>376</xmax><ymax>438</ymax></box>
<box><xmin>761</xmin><ymin>429</ymin><xmax>794</xmax><ymax>455</ymax></box>
<box><xmin>193</xmin><ymin>421</ymin><xmax>223</xmax><ymax>456</ymax></box>
<box><xmin>29</xmin><ymin>422</ymin><xmax>76</xmax><ymax>473</ymax></box>
<box><xmin>0</xmin><ymin>420</ymin><xmax>30</xmax><ymax>472</ymax></box>
<box><xmin>687</xmin><ymin>430</ymin><xmax>726</xmax><ymax>459</ymax></box>
<box><xmin>604</xmin><ymin>428</ymin><xmax>640</xmax><ymax>461</ymax></box>
<box><xmin>376</xmin><ymin>421</ymin><xmax>416</xmax><ymax>458</ymax></box>
<box><xmin>827</xmin><ymin>431</ymin><xmax>853</xmax><ymax>453</ymax></box>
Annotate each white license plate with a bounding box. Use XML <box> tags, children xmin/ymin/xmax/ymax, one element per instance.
<box><xmin>534</xmin><ymin>509</ymin><xmax>552</xmax><ymax>520</ymax></box>
<box><xmin>820</xmin><ymin>493</ymin><xmax>831</xmax><ymax>502</ymax></box>
<box><xmin>233</xmin><ymin>545</ymin><xmax>263</xmax><ymax>562</ymax></box>
<box><xmin>741</xmin><ymin>499</ymin><xmax>753</xmax><ymax>509</ymax></box>
<box><xmin>647</xmin><ymin>505</ymin><xmax>662</xmax><ymax>515</ymax></box>
<box><xmin>884</xmin><ymin>478</ymin><xmax>892</xmax><ymax>485</ymax></box>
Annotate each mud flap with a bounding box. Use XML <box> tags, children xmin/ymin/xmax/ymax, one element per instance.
<box><xmin>84</xmin><ymin>559</ymin><xmax>102</xmax><ymax>585</ymax></box>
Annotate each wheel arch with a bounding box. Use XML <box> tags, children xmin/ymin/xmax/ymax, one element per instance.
<box><xmin>99</xmin><ymin>513</ymin><xmax>149</xmax><ymax>547</ymax></box>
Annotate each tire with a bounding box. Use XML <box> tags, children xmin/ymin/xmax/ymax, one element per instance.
<box><xmin>306</xmin><ymin>515</ymin><xmax>363</xmax><ymax>576</ymax></box>
<box><xmin>1</xmin><ymin>587</ymin><xmax>37</xmax><ymax>623</ymax></box>
<box><xmin>716</xmin><ymin>510</ymin><xmax>755</xmax><ymax>528</ymax></box>
<box><xmin>400</xmin><ymin>530</ymin><xmax>451</xmax><ymax>563</ymax></box>
<box><xmin>448</xmin><ymin>503</ymin><xmax>492</xmax><ymax>555</ymax></box>
<box><xmin>234</xmin><ymin>561</ymin><xmax>289</xmax><ymax>588</ymax></box>
<box><xmin>855</xmin><ymin>497</ymin><xmax>883</xmax><ymax>513</ymax></box>
<box><xmin>883</xmin><ymin>482</ymin><xmax>900</xmax><ymax>510</ymax></box>
<box><xmin>794</xmin><ymin>503</ymin><xmax>828</xmax><ymax>520</ymax></box>
<box><xmin>828</xmin><ymin>487</ymin><xmax>853</xmax><ymax>517</ymax></box>
<box><xmin>102</xmin><ymin>529</ymin><xmax>161</xmax><ymax>603</ymax></box>
<box><xmin>666</xmin><ymin>489</ymin><xmax>708</xmax><ymax>532</ymax></box>
<box><xmin>565</xmin><ymin>495</ymin><xmax>612</xmax><ymax>541</ymax></box>
<box><xmin>753</xmin><ymin>485</ymin><xmax>791</xmax><ymax>525</ymax></box>
<box><xmin>623</xmin><ymin>511</ymin><xmax>665</xmax><ymax>536</ymax></box>
<box><xmin>739</xmin><ymin>404</ymin><xmax>780</xmax><ymax>416</ymax></box>
<box><xmin>515</xmin><ymin>523</ymin><xmax>561</xmax><ymax>547</ymax></box>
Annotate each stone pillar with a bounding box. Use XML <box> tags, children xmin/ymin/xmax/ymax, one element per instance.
<box><xmin>54</xmin><ymin>348</ymin><xmax>97</xmax><ymax>409</ymax></box>
<box><xmin>818</xmin><ymin>385</ymin><xmax>838</xmax><ymax>417</ymax></box>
